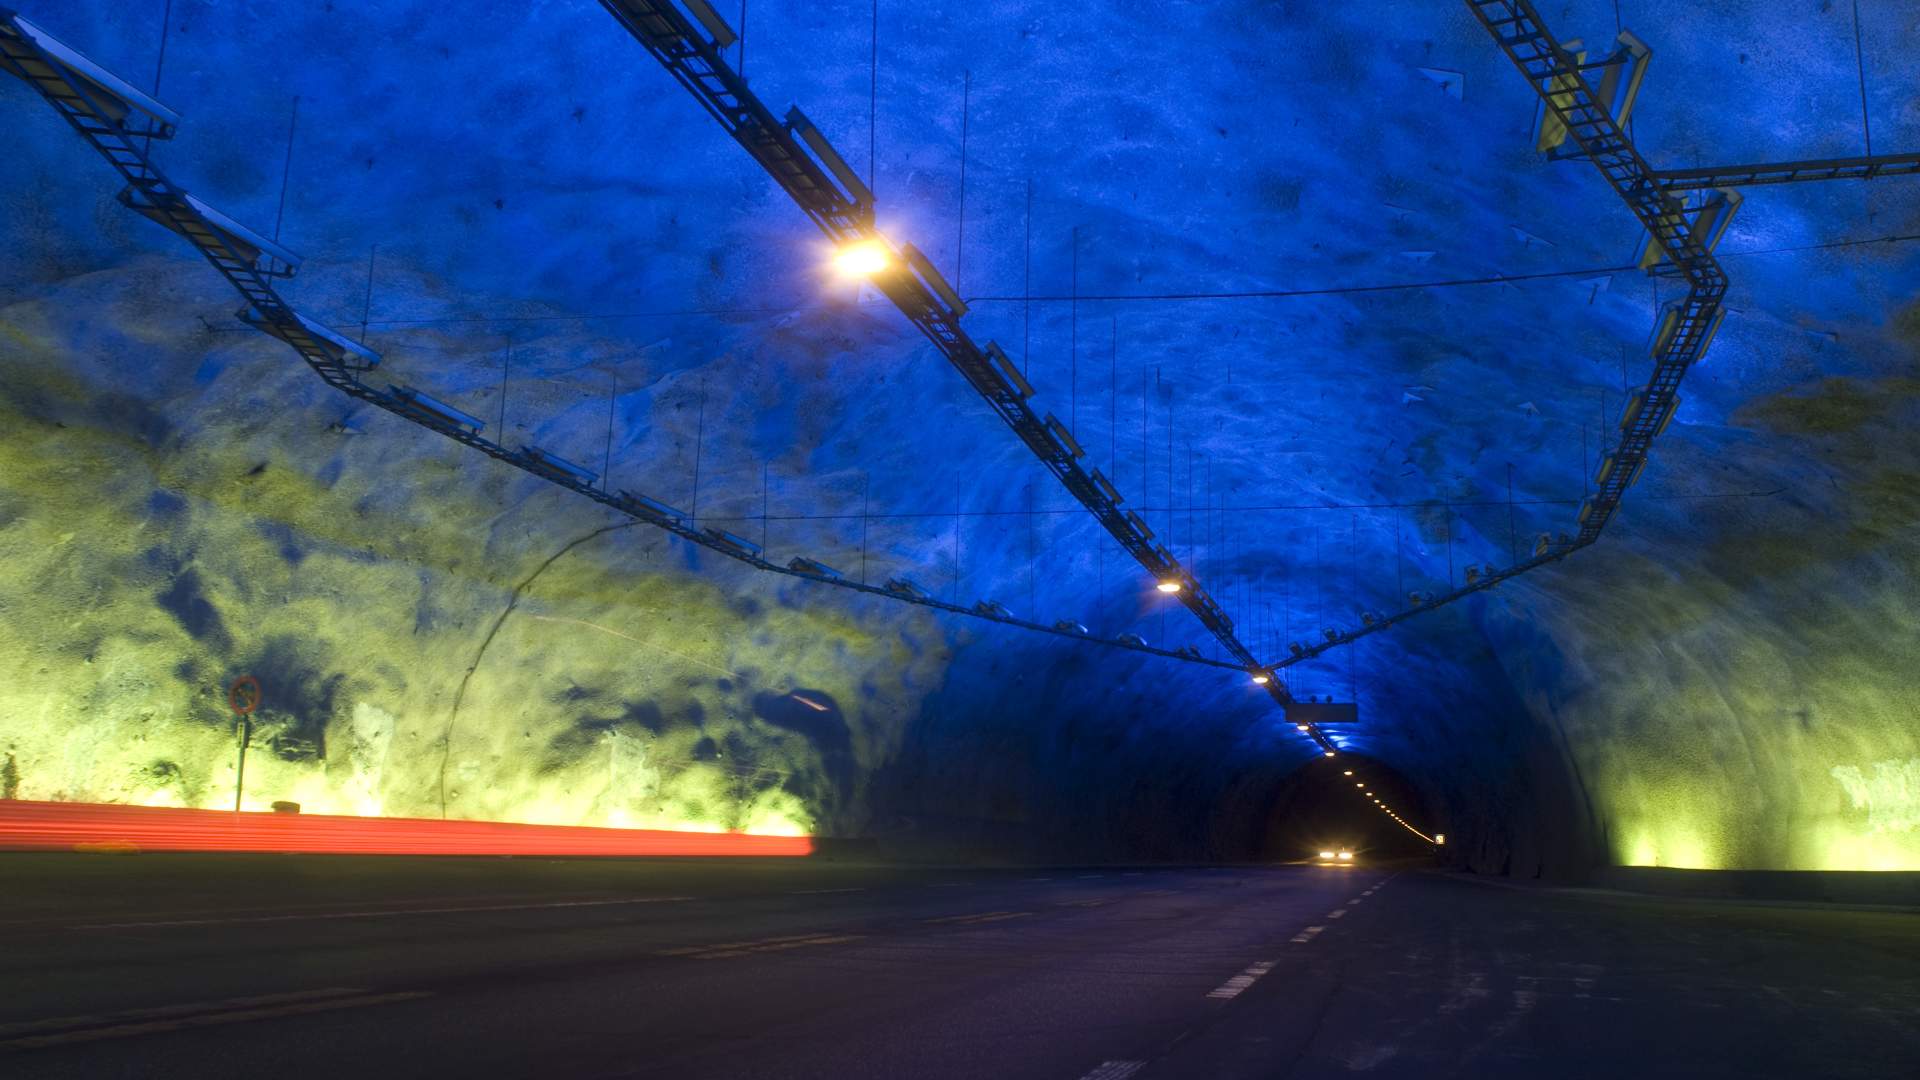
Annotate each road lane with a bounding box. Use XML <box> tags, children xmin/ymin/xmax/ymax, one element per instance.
<box><xmin>9</xmin><ymin>857</ymin><xmax>1909</xmax><ymax>1078</ymax></box>
<box><xmin>1</xmin><ymin>857</ymin><xmax>1376</xmax><ymax>1078</ymax></box>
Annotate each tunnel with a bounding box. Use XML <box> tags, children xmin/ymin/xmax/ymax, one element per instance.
<box><xmin>1</xmin><ymin>1</ymin><xmax>1917</xmax><ymax>1076</ymax></box>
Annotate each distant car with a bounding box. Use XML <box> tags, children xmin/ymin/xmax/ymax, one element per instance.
<box><xmin>1315</xmin><ymin>849</ymin><xmax>1357</xmax><ymax>865</ymax></box>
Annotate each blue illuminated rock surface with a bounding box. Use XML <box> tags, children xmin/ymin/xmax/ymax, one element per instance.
<box><xmin>0</xmin><ymin>1</ymin><xmax>1914</xmax><ymax>871</ymax></box>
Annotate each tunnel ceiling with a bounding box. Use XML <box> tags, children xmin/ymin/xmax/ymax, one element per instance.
<box><xmin>2</xmin><ymin>1</ymin><xmax>1916</xmax><ymax>872</ymax></box>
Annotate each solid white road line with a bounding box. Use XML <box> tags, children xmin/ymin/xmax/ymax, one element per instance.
<box><xmin>78</xmin><ymin>895</ymin><xmax>695</xmax><ymax>930</ymax></box>
<box><xmin>660</xmin><ymin>933</ymin><xmax>864</xmax><ymax>960</ymax></box>
<box><xmin>0</xmin><ymin>990</ymin><xmax>433</xmax><ymax>1050</ymax></box>
<box><xmin>0</xmin><ymin>988</ymin><xmax>370</xmax><ymax>1038</ymax></box>
<box><xmin>921</xmin><ymin>910</ymin><xmax>1034</xmax><ymax>926</ymax></box>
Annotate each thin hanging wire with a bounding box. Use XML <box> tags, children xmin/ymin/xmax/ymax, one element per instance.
<box><xmin>1853</xmin><ymin>0</ymin><xmax>1874</xmax><ymax>156</ymax></box>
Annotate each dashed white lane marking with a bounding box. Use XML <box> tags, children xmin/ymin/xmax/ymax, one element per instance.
<box><xmin>1078</xmin><ymin>1061</ymin><xmax>1146</xmax><ymax>1080</ymax></box>
<box><xmin>77</xmin><ymin>895</ymin><xmax>696</xmax><ymax>930</ymax></box>
<box><xmin>1207</xmin><ymin>961</ymin><xmax>1277</xmax><ymax>1000</ymax></box>
<box><xmin>1327</xmin><ymin>908</ymin><xmax>1348</xmax><ymax>919</ymax></box>
<box><xmin>1290</xmin><ymin>925</ymin><xmax>1325</xmax><ymax>944</ymax></box>
<box><xmin>787</xmin><ymin>888</ymin><xmax>867</xmax><ymax>895</ymax></box>
<box><xmin>927</xmin><ymin>882</ymin><xmax>966</xmax><ymax>888</ymax></box>
<box><xmin>1021</xmin><ymin>876</ymin><xmax>1055</xmax><ymax>882</ymax></box>
<box><xmin>921</xmin><ymin>910</ymin><xmax>1034</xmax><ymax>926</ymax></box>
<box><xmin>0</xmin><ymin>988</ymin><xmax>433</xmax><ymax>1050</ymax></box>
<box><xmin>1077</xmin><ymin>874</ymin><xmax>1107</xmax><ymax>879</ymax></box>
<box><xmin>1349</xmin><ymin>897</ymin><xmax>1365</xmax><ymax>904</ymax></box>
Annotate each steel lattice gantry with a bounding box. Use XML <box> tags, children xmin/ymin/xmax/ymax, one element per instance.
<box><xmin>594</xmin><ymin>0</ymin><xmax>1347</xmax><ymax>747</ymax></box>
<box><xmin>1266</xmin><ymin>1</ymin><xmax>1736</xmax><ymax>673</ymax></box>
<box><xmin>1655</xmin><ymin>152</ymin><xmax>1920</xmax><ymax>191</ymax></box>
<box><xmin>0</xmin><ymin>7</ymin><xmax>1270</xmax><ymax>683</ymax></box>
<box><xmin>1467</xmin><ymin>0</ymin><xmax>1729</xmax><ymax>550</ymax></box>
<box><xmin>1265</xmin><ymin>5</ymin><xmax>1920</xmax><ymax>673</ymax></box>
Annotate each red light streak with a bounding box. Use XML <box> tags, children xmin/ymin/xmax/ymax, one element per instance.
<box><xmin>0</xmin><ymin>801</ymin><xmax>813</xmax><ymax>857</ymax></box>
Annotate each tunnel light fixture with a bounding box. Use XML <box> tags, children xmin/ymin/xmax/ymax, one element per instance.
<box><xmin>1295</xmin><ymin>723</ymin><xmax>1309</xmax><ymax>732</ymax></box>
<box><xmin>1322</xmin><ymin>750</ymin><xmax>1335</xmax><ymax>758</ymax></box>
<box><xmin>1250</xmin><ymin>672</ymin><xmax>1270</xmax><ymax>685</ymax></box>
<box><xmin>832</xmin><ymin>238</ymin><xmax>893</xmax><ymax>277</ymax></box>
<box><xmin>1155</xmin><ymin>579</ymin><xmax>1183</xmax><ymax>594</ymax></box>
<box><xmin>1342</xmin><ymin>770</ymin><xmax>1353</xmax><ymax>776</ymax></box>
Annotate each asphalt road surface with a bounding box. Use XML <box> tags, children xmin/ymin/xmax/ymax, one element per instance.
<box><xmin>1</xmin><ymin>855</ymin><xmax>1915</xmax><ymax>1078</ymax></box>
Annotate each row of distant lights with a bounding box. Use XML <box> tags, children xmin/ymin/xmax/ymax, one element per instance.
<box><xmin>1344</xmin><ymin>767</ymin><xmax>1441</xmax><ymax>846</ymax></box>
<box><xmin>834</xmin><ymin>244</ymin><xmax>1330</xmax><ymax>750</ymax></box>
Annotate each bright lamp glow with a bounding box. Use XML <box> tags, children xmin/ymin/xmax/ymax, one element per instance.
<box><xmin>832</xmin><ymin>239</ymin><xmax>892</xmax><ymax>277</ymax></box>
<box><xmin>1296</xmin><ymin>724</ymin><xmax>1309</xmax><ymax>732</ymax></box>
<box><xmin>1155</xmin><ymin>580</ymin><xmax>1182</xmax><ymax>593</ymax></box>
<box><xmin>1318</xmin><ymin>850</ymin><xmax>1335</xmax><ymax>859</ymax></box>
<box><xmin>1251</xmin><ymin>673</ymin><xmax>1270</xmax><ymax>685</ymax></box>
<box><xmin>1323</xmin><ymin>750</ymin><xmax>1335</xmax><ymax>757</ymax></box>
<box><xmin>1337</xmin><ymin>851</ymin><xmax>1354</xmax><ymax>860</ymax></box>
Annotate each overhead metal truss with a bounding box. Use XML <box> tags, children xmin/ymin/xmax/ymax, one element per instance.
<box><xmin>1280</xmin><ymin>5</ymin><xmax>1919</xmax><ymax>672</ymax></box>
<box><xmin>0</xmin><ymin>6</ymin><xmax>1259</xmax><ymax>679</ymax></box>
<box><xmin>594</xmin><ymin>0</ymin><xmax>1347</xmax><ymax>749</ymax></box>
<box><xmin>597</xmin><ymin>0</ymin><xmax>1919</xmax><ymax>702</ymax></box>
<box><xmin>13</xmin><ymin>1</ymin><xmax>1911</xmax><ymax>756</ymax></box>
<box><xmin>1655</xmin><ymin>152</ymin><xmax>1920</xmax><ymax>191</ymax></box>
<box><xmin>1470</xmin><ymin>0</ymin><xmax>1728</xmax><ymax>551</ymax></box>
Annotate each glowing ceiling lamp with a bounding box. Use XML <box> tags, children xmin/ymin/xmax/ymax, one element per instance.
<box><xmin>1250</xmin><ymin>672</ymin><xmax>1271</xmax><ymax>685</ymax></box>
<box><xmin>1323</xmin><ymin>750</ymin><xmax>1336</xmax><ymax>757</ymax></box>
<box><xmin>832</xmin><ymin>239</ymin><xmax>892</xmax><ymax>277</ymax></box>
<box><xmin>1155</xmin><ymin>579</ymin><xmax>1183</xmax><ymax>594</ymax></box>
<box><xmin>1343</xmin><ymin>770</ymin><xmax>1353</xmax><ymax>776</ymax></box>
<box><xmin>1296</xmin><ymin>724</ymin><xmax>1310</xmax><ymax>732</ymax></box>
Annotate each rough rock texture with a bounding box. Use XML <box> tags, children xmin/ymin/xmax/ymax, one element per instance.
<box><xmin>1</xmin><ymin>1</ymin><xmax>1915</xmax><ymax>870</ymax></box>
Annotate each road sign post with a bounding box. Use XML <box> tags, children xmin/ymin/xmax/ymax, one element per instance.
<box><xmin>228</xmin><ymin>675</ymin><xmax>261</xmax><ymax>813</ymax></box>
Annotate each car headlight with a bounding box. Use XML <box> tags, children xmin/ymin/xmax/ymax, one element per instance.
<box><xmin>1317</xmin><ymin>851</ymin><xmax>1335</xmax><ymax>859</ymax></box>
<box><xmin>1337</xmin><ymin>851</ymin><xmax>1354</xmax><ymax>860</ymax></box>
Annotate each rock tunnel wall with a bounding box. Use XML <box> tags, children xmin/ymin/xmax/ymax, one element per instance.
<box><xmin>1</xmin><ymin>1</ymin><xmax>1916</xmax><ymax>872</ymax></box>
